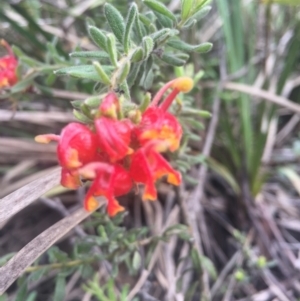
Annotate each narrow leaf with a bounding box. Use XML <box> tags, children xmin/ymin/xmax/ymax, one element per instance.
<box><xmin>184</xmin><ymin>6</ymin><xmax>211</xmax><ymax>26</ymax></box>
<box><xmin>159</xmin><ymin>53</ymin><xmax>188</xmax><ymax>66</ymax></box>
<box><xmin>84</xmin><ymin>96</ymin><xmax>101</xmax><ymax>108</ymax></box>
<box><xmin>55</xmin><ymin>65</ymin><xmax>113</xmax><ymax>82</ymax></box>
<box><xmin>132</xmin><ymin>251</ymin><xmax>141</xmax><ymax>270</ymax></box>
<box><xmin>106</xmin><ymin>34</ymin><xmax>118</xmax><ymax>67</ymax></box>
<box><xmin>93</xmin><ymin>61</ymin><xmax>111</xmax><ymax>85</ymax></box>
<box><xmin>194</xmin><ymin>42</ymin><xmax>213</xmax><ymax>53</ymax></box>
<box><xmin>143</xmin><ymin>0</ymin><xmax>177</xmax><ymax>22</ymax></box>
<box><xmin>115</xmin><ymin>60</ymin><xmax>131</xmax><ymax>84</ymax></box>
<box><xmin>154</xmin><ymin>11</ymin><xmax>174</xmax><ymax>28</ymax></box>
<box><xmin>73</xmin><ymin>109</ymin><xmax>93</xmax><ymax>123</ymax></box>
<box><xmin>142</xmin><ymin>36</ymin><xmax>154</xmax><ymax>59</ymax></box>
<box><xmin>127</xmin><ymin>63</ymin><xmax>142</xmax><ymax>87</ymax></box>
<box><xmin>181</xmin><ymin>0</ymin><xmax>194</xmax><ymax>21</ymax></box>
<box><xmin>70</xmin><ymin>51</ymin><xmax>109</xmax><ymax>59</ymax></box>
<box><xmin>88</xmin><ymin>26</ymin><xmax>107</xmax><ymax>51</ymax></box>
<box><xmin>168</xmin><ymin>40</ymin><xmax>212</xmax><ymax>53</ymax></box>
<box><xmin>124</xmin><ymin>3</ymin><xmax>138</xmax><ymax>54</ymax></box>
<box><xmin>104</xmin><ymin>3</ymin><xmax>125</xmax><ymax>43</ymax></box>
<box><xmin>53</xmin><ymin>274</ymin><xmax>66</xmax><ymax>301</ymax></box>
<box><xmin>130</xmin><ymin>47</ymin><xmax>144</xmax><ymax>62</ymax></box>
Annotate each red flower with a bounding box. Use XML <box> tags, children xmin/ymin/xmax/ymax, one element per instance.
<box><xmin>35</xmin><ymin>123</ymin><xmax>98</xmax><ymax>188</ymax></box>
<box><xmin>35</xmin><ymin>78</ymin><xmax>194</xmax><ymax>216</ymax></box>
<box><xmin>0</xmin><ymin>40</ymin><xmax>18</xmax><ymax>88</ymax></box>
<box><xmin>95</xmin><ymin>117</ymin><xmax>133</xmax><ymax>162</ymax></box>
<box><xmin>136</xmin><ymin>107</ymin><xmax>182</xmax><ymax>152</ymax></box>
<box><xmin>80</xmin><ymin>163</ymin><xmax>133</xmax><ymax>216</ymax></box>
<box><xmin>129</xmin><ymin>141</ymin><xmax>181</xmax><ymax>201</ymax></box>
<box><xmin>99</xmin><ymin>92</ymin><xmax>120</xmax><ymax>119</ymax></box>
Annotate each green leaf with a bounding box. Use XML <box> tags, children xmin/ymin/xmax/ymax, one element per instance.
<box><xmin>132</xmin><ymin>251</ymin><xmax>142</xmax><ymax>270</ymax></box>
<box><xmin>53</xmin><ymin>274</ymin><xmax>66</xmax><ymax>301</ymax></box>
<box><xmin>168</xmin><ymin>40</ymin><xmax>212</xmax><ymax>53</ymax></box>
<box><xmin>134</xmin><ymin>15</ymin><xmax>145</xmax><ymax>43</ymax></box>
<box><xmin>107</xmin><ymin>279</ymin><xmax>116</xmax><ymax>301</ymax></box>
<box><xmin>93</xmin><ymin>61</ymin><xmax>111</xmax><ymax>85</ymax></box>
<box><xmin>279</xmin><ymin>167</ymin><xmax>300</xmax><ymax>196</ymax></box>
<box><xmin>104</xmin><ymin>3</ymin><xmax>125</xmax><ymax>43</ymax></box>
<box><xmin>191</xmin><ymin>248</ymin><xmax>201</xmax><ymax>272</ymax></box>
<box><xmin>182</xmin><ymin>108</ymin><xmax>211</xmax><ymax>117</ymax></box>
<box><xmin>142</xmin><ymin>36</ymin><xmax>154</xmax><ymax>59</ymax></box>
<box><xmin>84</xmin><ymin>96</ymin><xmax>101</xmax><ymax>108</ymax></box>
<box><xmin>88</xmin><ymin>26</ymin><xmax>107</xmax><ymax>51</ymax></box>
<box><xmin>25</xmin><ymin>292</ymin><xmax>37</xmax><ymax>301</ymax></box>
<box><xmin>194</xmin><ymin>42</ymin><xmax>213</xmax><ymax>53</ymax></box>
<box><xmin>70</xmin><ymin>51</ymin><xmax>109</xmax><ymax>59</ymax></box>
<box><xmin>154</xmin><ymin>11</ymin><xmax>174</xmax><ymax>28</ymax></box>
<box><xmin>159</xmin><ymin>53</ymin><xmax>188</xmax><ymax>66</ymax></box>
<box><xmin>78</xmin><ymin>264</ymin><xmax>94</xmax><ymax>279</ymax></box>
<box><xmin>181</xmin><ymin>0</ymin><xmax>194</xmax><ymax>21</ymax></box>
<box><xmin>106</xmin><ymin>33</ymin><xmax>118</xmax><ymax>67</ymax></box>
<box><xmin>184</xmin><ymin>5</ymin><xmax>211</xmax><ymax>26</ymax></box>
<box><xmin>71</xmin><ymin>100</ymin><xmax>82</xmax><ymax>109</ymax></box>
<box><xmin>130</xmin><ymin>47</ymin><xmax>144</xmax><ymax>62</ymax></box>
<box><xmin>182</xmin><ymin>19</ymin><xmax>197</xmax><ymax>29</ymax></box>
<box><xmin>168</xmin><ymin>40</ymin><xmax>193</xmax><ymax>51</ymax></box>
<box><xmin>195</xmin><ymin>0</ymin><xmax>212</xmax><ymax>10</ymax></box>
<box><xmin>143</xmin><ymin>0</ymin><xmax>177</xmax><ymax>22</ymax></box>
<box><xmin>115</xmin><ymin>60</ymin><xmax>131</xmax><ymax>85</ymax></box>
<box><xmin>10</xmin><ymin>76</ymin><xmax>37</xmax><ymax>94</ymax></box>
<box><xmin>15</xmin><ymin>277</ymin><xmax>27</xmax><ymax>301</ymax></box>
<box><xmin>207</xmin><ymin>157</ymin><xmax>240</xmax><ymax>194</ymax></box>
<box><xmin>124</xmin><ymin>3</ymin><xmax>138</xmax><ymax>54</ymax></box>
<box><xmin>182</xmin><ymin>117</ymin><xmax>205</xmax><ymax>130</ymax></box>
<box><xmin>55</xmin><ymin>65</ymin><xmax>113</xmax><ymax>82</ymax></box>
<box><xmin>150</xmin><ymin>28</ymin><xmax>179</xmax><ymax>45</ymax></box>
<box><xmin>120</xmin><ymin>285</ymin><xmax>130</xmax><ymax>301</ymax></box>
<box><xmin>139</xmin><ymin>13</ymin><xmax>153</xmax><ymax>27</ymax></box>
<box><xmin>73</xmin><ymin>109</ymin><xmax>93</xmax><ymax>123</ymax></box>
<box><xmin>0</xmin><ymin>294</ymin><xmax>7</xmax><ymax>301</ymax></box>
<box><xmin>150</xmin><ymin>28</ymin><xmax>170</xmax><ymax>42</ymax></box>
<box><xmin>127</xmin><ymin>62</ymin><xmax>142</xmax><ymax>87</ymax></box>
<box><xmin>200</xmin><ymin>255</ymin><xmax>217</xmax><ymax>279</ymax></box>
<box><xmin>140</xmin><ymin>57</ymin><xmax>154</xmax><ymax>89</ymax></box>
<box><xmin>119</xmin><ymin>81</ymin><xmax>130</xmax><ymax>100</ymax></box>
<box><xmin>28</xmin><ymin>267</ymin><xmax>48</xmax><ymax>282</ymax></box>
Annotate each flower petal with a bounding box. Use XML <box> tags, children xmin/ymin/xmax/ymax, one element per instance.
<box><xmin>95</xmin><ymin>117</ymin><xmax>133</xmax><ymax>161</ymax></box>
<box><xmin>99</xmin><ymin>92</ymin><xmax>119</xmax><ymax>119</ymax></box>
<box><xmin>57</xmin><ymin>123</ymin><xmax>98</xmax><ymax>168</ymax></box>
<box><xmin>61</xmin><ymin>168</ymin><xmax>81</xmax><ymax>189</ymax></box>
<box><xmin>137</xmin><ymin>107</ymin><xmax>182</xmax><ymax>151</ymax></box>
<box><xmin>129</xmin><ymin>142</ymin><xmax>181</xmax><ymax>201</ymax></box>
<box><xmin>83</xmin><ymin>163</ymin><xmax>132</xmax><ymax>216</ymax></box>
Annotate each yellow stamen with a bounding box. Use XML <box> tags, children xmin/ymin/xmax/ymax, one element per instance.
<box><xmin>34</xmin><ymin>135</ymin><xmax>52</xmax><ymax>144</ymax></box>
<box><xmin>171</xmin><ymin>77</ymin><xmax>194</xmax><ymax>93</ymax></box>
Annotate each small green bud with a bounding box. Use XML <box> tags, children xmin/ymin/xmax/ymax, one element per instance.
<box><xmin>234</xmin><ymin>269</ymin><xmax>246</xmax><ymax>282</ymax></box>
<box><xmin>256</xmin><ymin>256</ymin><xmax>267</xmax><ymax>269</ymax></box>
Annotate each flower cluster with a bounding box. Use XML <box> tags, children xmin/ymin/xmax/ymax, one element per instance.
<box><xmin>0</xmin><ymin>40</ymin><xmax>18</xmax><ymax>89</ymax></box>
<box><xmin>35</xmin><ymin>77</ymin><xmax>193</xmax><ymax>216</ymax></box>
